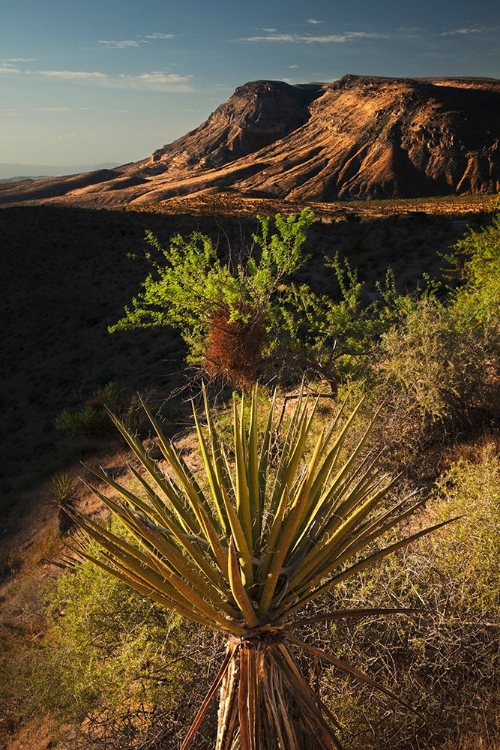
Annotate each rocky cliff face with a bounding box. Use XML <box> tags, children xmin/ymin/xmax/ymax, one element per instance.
<box><xmin>1</xmin><ymin>75</ymin><xmax>499</xmax><ymax>207</ymax></box>
<box><xmin>150</xmin><ymin>80</ymin><xmax>320</xmax><ymax>171</ymax></box>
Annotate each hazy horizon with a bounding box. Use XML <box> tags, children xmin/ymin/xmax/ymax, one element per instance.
<box><xmin>0</xmin><ymin>161</ymin><xmax>121</xmax><ymax>180</ymax></box>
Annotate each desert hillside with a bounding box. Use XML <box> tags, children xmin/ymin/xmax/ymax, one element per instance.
<box><xmin>0</xmin><ymin>194</ymin><xmax>492</xmax><ymax>492</ymax></box>
<box><xmin>0</xmin><ymin>194</ymin><xmax>499</xmax><ymax>750</ymax></box>
<box><xmin>1</xmin><ymin>75</ymin><xmax>499</xmax><ymax>208</ymax></box>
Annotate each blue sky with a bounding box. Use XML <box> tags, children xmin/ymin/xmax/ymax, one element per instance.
<box><xmin>0</xmin><ymin>0</ymin><xmax>499</xmax><ymax>169</ymax></box>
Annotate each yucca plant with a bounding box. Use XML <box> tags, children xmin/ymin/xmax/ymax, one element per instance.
<box><xmin>72</xmin><ymin>388</ymin><xmax>453</xmax><ymax>749</ymax></box>
<box><xmin>50</xmin><ymin>470</ymin><xmax>78</xmax><ymax>534</ymax></box>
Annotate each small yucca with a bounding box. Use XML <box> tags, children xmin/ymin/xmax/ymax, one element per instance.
<box><xmin>72</xmin><ymin>387</ymin><xmax>452</xmax><ymax>749</ymax></box>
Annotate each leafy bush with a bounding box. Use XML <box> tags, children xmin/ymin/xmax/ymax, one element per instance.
<box><xmin>276</xmin><ymin>258</ymin><xmax>408</xmax><ymax>389</ymax></box>
<box><xmin>5</xmin><ymin>545</ymin><xmax>221</xmax><ymax>748</ymax></box>
<box><xmin>55</xmin><ymin>382</ymin><xmax>129</xmax><ymax>439</ymax></box>
<box><xmin>376</xmin><ymin>296</ymin><xmax>498</xmax><ymax>422</ymax></box>
<box><xmin>374</xmin><ymin>208</ymin><xmax>500</xmax><ymax>431</ymax></box>
<box><xmin>109</xmin><ymin>212</ymin><xmax>411</xmax><ymax>389</ymax></box>
<box><xmin>448</xmin><ymin>206</ymin><xmax>500</xmax><ymax>326</ymax></box>
<box><xmin>109</xmin><ymin>210</ymin><xmax>315</xmax><ymax>387</ymax></box>
<box><xmin>319</xmin><ymin>446</ymin><xmax>500</xmax><ymax>749</ymax></box>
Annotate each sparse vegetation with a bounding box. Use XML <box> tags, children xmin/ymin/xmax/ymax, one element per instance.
<box><xmin>1</xmin><ymin>196</ymin><xmax>499</xmax><ymax>749</ymax></box>
<box><xmin>71</xmin><ymin>389</ymin><xmax>453</xmax><ymax>749</ymax></box>
<box><xmin>323</xmin><ymin>444</ymin><xmax>500</xmax><ymax>749</ymax></box>
<box><xmin>49</xmin><ymin>470</ymin><xmax>78</xmax><ymax>534</ymax></box>
<box><xmin>55</xmin><ymin>382</ymin><xmax>124</xmax><ymax>439</ymax></box>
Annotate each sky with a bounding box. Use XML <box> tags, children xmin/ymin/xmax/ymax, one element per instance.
<box><xmin>0</xmin><ymin>0</ymin><xmax>499</xmax><ymax>171</ymax></box>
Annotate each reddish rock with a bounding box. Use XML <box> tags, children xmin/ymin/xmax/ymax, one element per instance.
<box><xmin>1</xmin><ymin>75</ymin><xmax>499</xmax><ymax>207</ymax></box>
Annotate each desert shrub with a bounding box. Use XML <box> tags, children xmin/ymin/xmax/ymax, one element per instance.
<box><xmin>373</xmin><ymin>208</ymin><xmax>500</xmax><ymax>434</ymax></box>
<box><xmin>109</xmin><ymin>211</ymin><xmax>411</xmax><ymax>390</ymax></box>
<box><xmin>55</xmin><ymin>382</ymin><xmax>132</xmax><ymax>439</ymax></box>
<box><xmin>318</xmin><ymin>446</ymin><xmax>500</xmax><ymax>749</ymax></box>
<box><xmin>49</xmin><ymin>470</ymin><xmax>78</xmax><ymax>534</ymax></box>
<box><xmin>7</xmin><ymin>546</ymin><xmax>222</xmax><ymax>748</ymax></box>
<box><xmin>448</xmin><ymin>205</ymin><xmax>500</xmax><ymax>326</ymax></box>
<box><xmin>274</xmin><ymin>258</ymin><xmax>409</xmax><ymax>389</ymax></box>
<box><xmin>376</xmin><ymin>295</ymin><xmax>499</xmax><ymax>424</ymax></box>
<box><xmin>109</xmin><ymin>210</ymin><xmax>315</xmax><ymax>387</ymax></box>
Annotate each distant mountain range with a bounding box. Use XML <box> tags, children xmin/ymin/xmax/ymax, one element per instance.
<box><xmin>0</xmin><ymin>75</ymin><xmax>499</xmax><ymax>207</ymax></box>
<box><xmin>0</xmin><ymin>163</ymin><xmax>119</xmax><ymax>181</ymax></box>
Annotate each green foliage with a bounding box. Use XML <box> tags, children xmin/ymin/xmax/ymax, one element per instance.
<box><xmin>109</xmin><ymin>210</ymin><xmax>315</xmax><ymax>364</ymax></box>
<box><xmin>109</xmin><ymin>210</ymin><xmax>414</xmax><ymax>388</ymax></box>
<box><xmin>43</xmin><ymin>555</ymin><xmax>188</xmax><ymax>718</ymax></box>
<box><xmin>375</xmin><ymin>209</ymin><xmax>500</xmax><ymax>425</ymax></box>
<box><xmin>423</xmin><ymin>446</ymin><xmax>500</xmax><ymax>614</ymax></box>
<box><xmin>377</xmin><ymin>298</ymin><xmax>480</xmax><ymax>420</ymax></box>
<box><xmin>5</xmin><ymin>546</ymin><xmax>198</xmax><ymax>738</ymax></box>
<box><xmin>49</xmin><ymin>470</ymin><xmax>77</xmax><ymax>504</ymax></box>
<box><xmin>49</xmin><ymin>470</ymin><xmax>78</xmax><ymax>534</ymax></box>
<box><xmin>55</xmin><ymin>382</ymin><xmax>127</xmax><ymax>438</ymax></box>
<box><xmin>447</xmin><ymin>208</ymin><xmax>500</xmax><ymax>325</ymax></box>
<box><xmin>274</xmin><ymin>256</ymin><xmax>409</xmax><ymax>387</ymax></box>
<box><xmin>321</xmin><ymin>447</ymin><xmax>500</xmax><ymax>749</ymax></box>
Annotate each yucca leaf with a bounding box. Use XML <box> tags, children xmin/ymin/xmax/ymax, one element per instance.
<box><xmin>105</xmin><ymin>408</ymin><xmax>202</xmax><ymax>536</ymax></box>
<box><xmin>74</xmin><ymin>510</ymin><xmax>242</xmax><ymax>632</ymax></box>
<box><xmin>287</xmin><ymin>476</ymin><xmax>395</xmax><ymax>590</ymax></box>
<box><xmin>258</xmin><ymin>490</ymin><xmax>306</xmax><ymax>618</ymax></box>
<box><xmin>325</xmin><ymin>491</ymin><xmax>424</xmax><ymax>573</ymax></box>
<box><xmin>286</xmin><ymin>633</ymin><xmax>416</xmax><ymax>711</ymax></box>
<box><xmin>288</xmin><ymin>607</ymin><xmax>421</xmax><ymax>628</ymax></box>
<box><xmin>137</xmin><ymin>400</ymin><xmax>231</xmax><ymax>576</ymax></box>
<box><xmin>83</xmin><ymin>463</ymin><xmax>167</xmax><ymax>527</ymax></box>
<box><xmin>137</xmin><ymin>398</ymin><xmax>225</xmax><ymax>539</ymax></box>
<box><xmin>304</xmin><ymin>396</ymin><xmax>365</xmax><ymax>502</ymax></box>
<box><xmin>219</xmin><ymin>484</ymin><xmax>255</xmax><ymax>588</ymax></box>
<box><xmin>198</xmin><ymin>386</ymin><xmax>232</xmax><ymax>535</ymax></box>
<box><xmin>247</xmin><ymin>384</ymin><xmax>261</xmax><ymax>550</ymax></box>
<box><xmin>257</xmin><ymin>387</ymin><xmax>276</xmax><ymax>521</ymax></box>
<box><xmin>71</xmin><ymin>544</ymin><xmax>221</xmax><ymax>631</ymax></box>
<box><xmin>259</xmin><ymin>401</ymin><xmax>315</xmax><ymax>583</ymax></box>
<box><xmin>75</xmin><ymin>522</ymin><xmax>207</xmax><ymax>617</ymax></box>
<box><xmin>276</xmin><ymin>517</ymin><xmax>460</xmax><ymax>620</ymax></box>
<box><xmin>266</xmin><ymin>392</ymin><xmax>306</xmax><ymax>514</ymax></box>
<box><xmin>84</xmin><ymin>476</ymin><xmax>225</xmax><ymax>590</ymax></box>
<box><xmin>107</xmin><ymin>504</ymin><xmax>238</xmax><ymax>618</ymax></box>
<box><xmin>233</xmin><ymin>395</ymin><xmax>253</xmax><ymax>562</ymax></box>
<box><xmin>227</xmin><ymin>539</ymin><xmax>259</xmax><ymax>628</ymax></box>
<box><xmin>289</xmin><ymin>492</ymin><xmax>427</xmax><ymax>597</ymax></box>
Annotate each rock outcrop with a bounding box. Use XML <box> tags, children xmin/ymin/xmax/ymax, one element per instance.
<box><xmin>1</xmin><ymin>75</ymin><xmax>499</xmax><ymax>207</ymax></box>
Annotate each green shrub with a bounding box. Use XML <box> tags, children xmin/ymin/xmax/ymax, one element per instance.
<box><xmin>108</xmin><ymin>212</ymin><xmax>411</xmax><ymax>389</ymax></box>
<box><xmin>448</xmin><ymin>206</ymin><xmax>500</xmax><ymax>326</ymax></box>
<box><xmin>109</xmin><ymin>210</ymin><xmax>316</xmax><ymax>386</ymax></box>
<box><xmin>6</xmin><ymin>543</ymin><xmax>220</xmax><ymax>747</ymax></box>
<box><xmin>55</xmin><ymin>382</ymin><xmax>127</xmax><ymax>439</ymax></box>
<box><xmin>376</xmin><ymin>295</ymin><xmax>499</xmax><ymax>423</ymax></box>
<box><xmin>374</xmin><ymin>207</ymin><xmax>500</xmax><ymax>430</ymax></box>
<box><xmin>49</xmin><ymin>470</ymin><xmax>78</xmax><ymax>534</ymax></box>
<box><xmin>319</xmin><ymin>447</ymin><xmax>500</xmax><ymax>749</ymax></box>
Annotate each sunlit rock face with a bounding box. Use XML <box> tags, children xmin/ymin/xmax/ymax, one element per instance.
<box><xmin>1</xmin><ymin>75</ymin><xmax>499</xmax><ymax>207</ymax></box>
